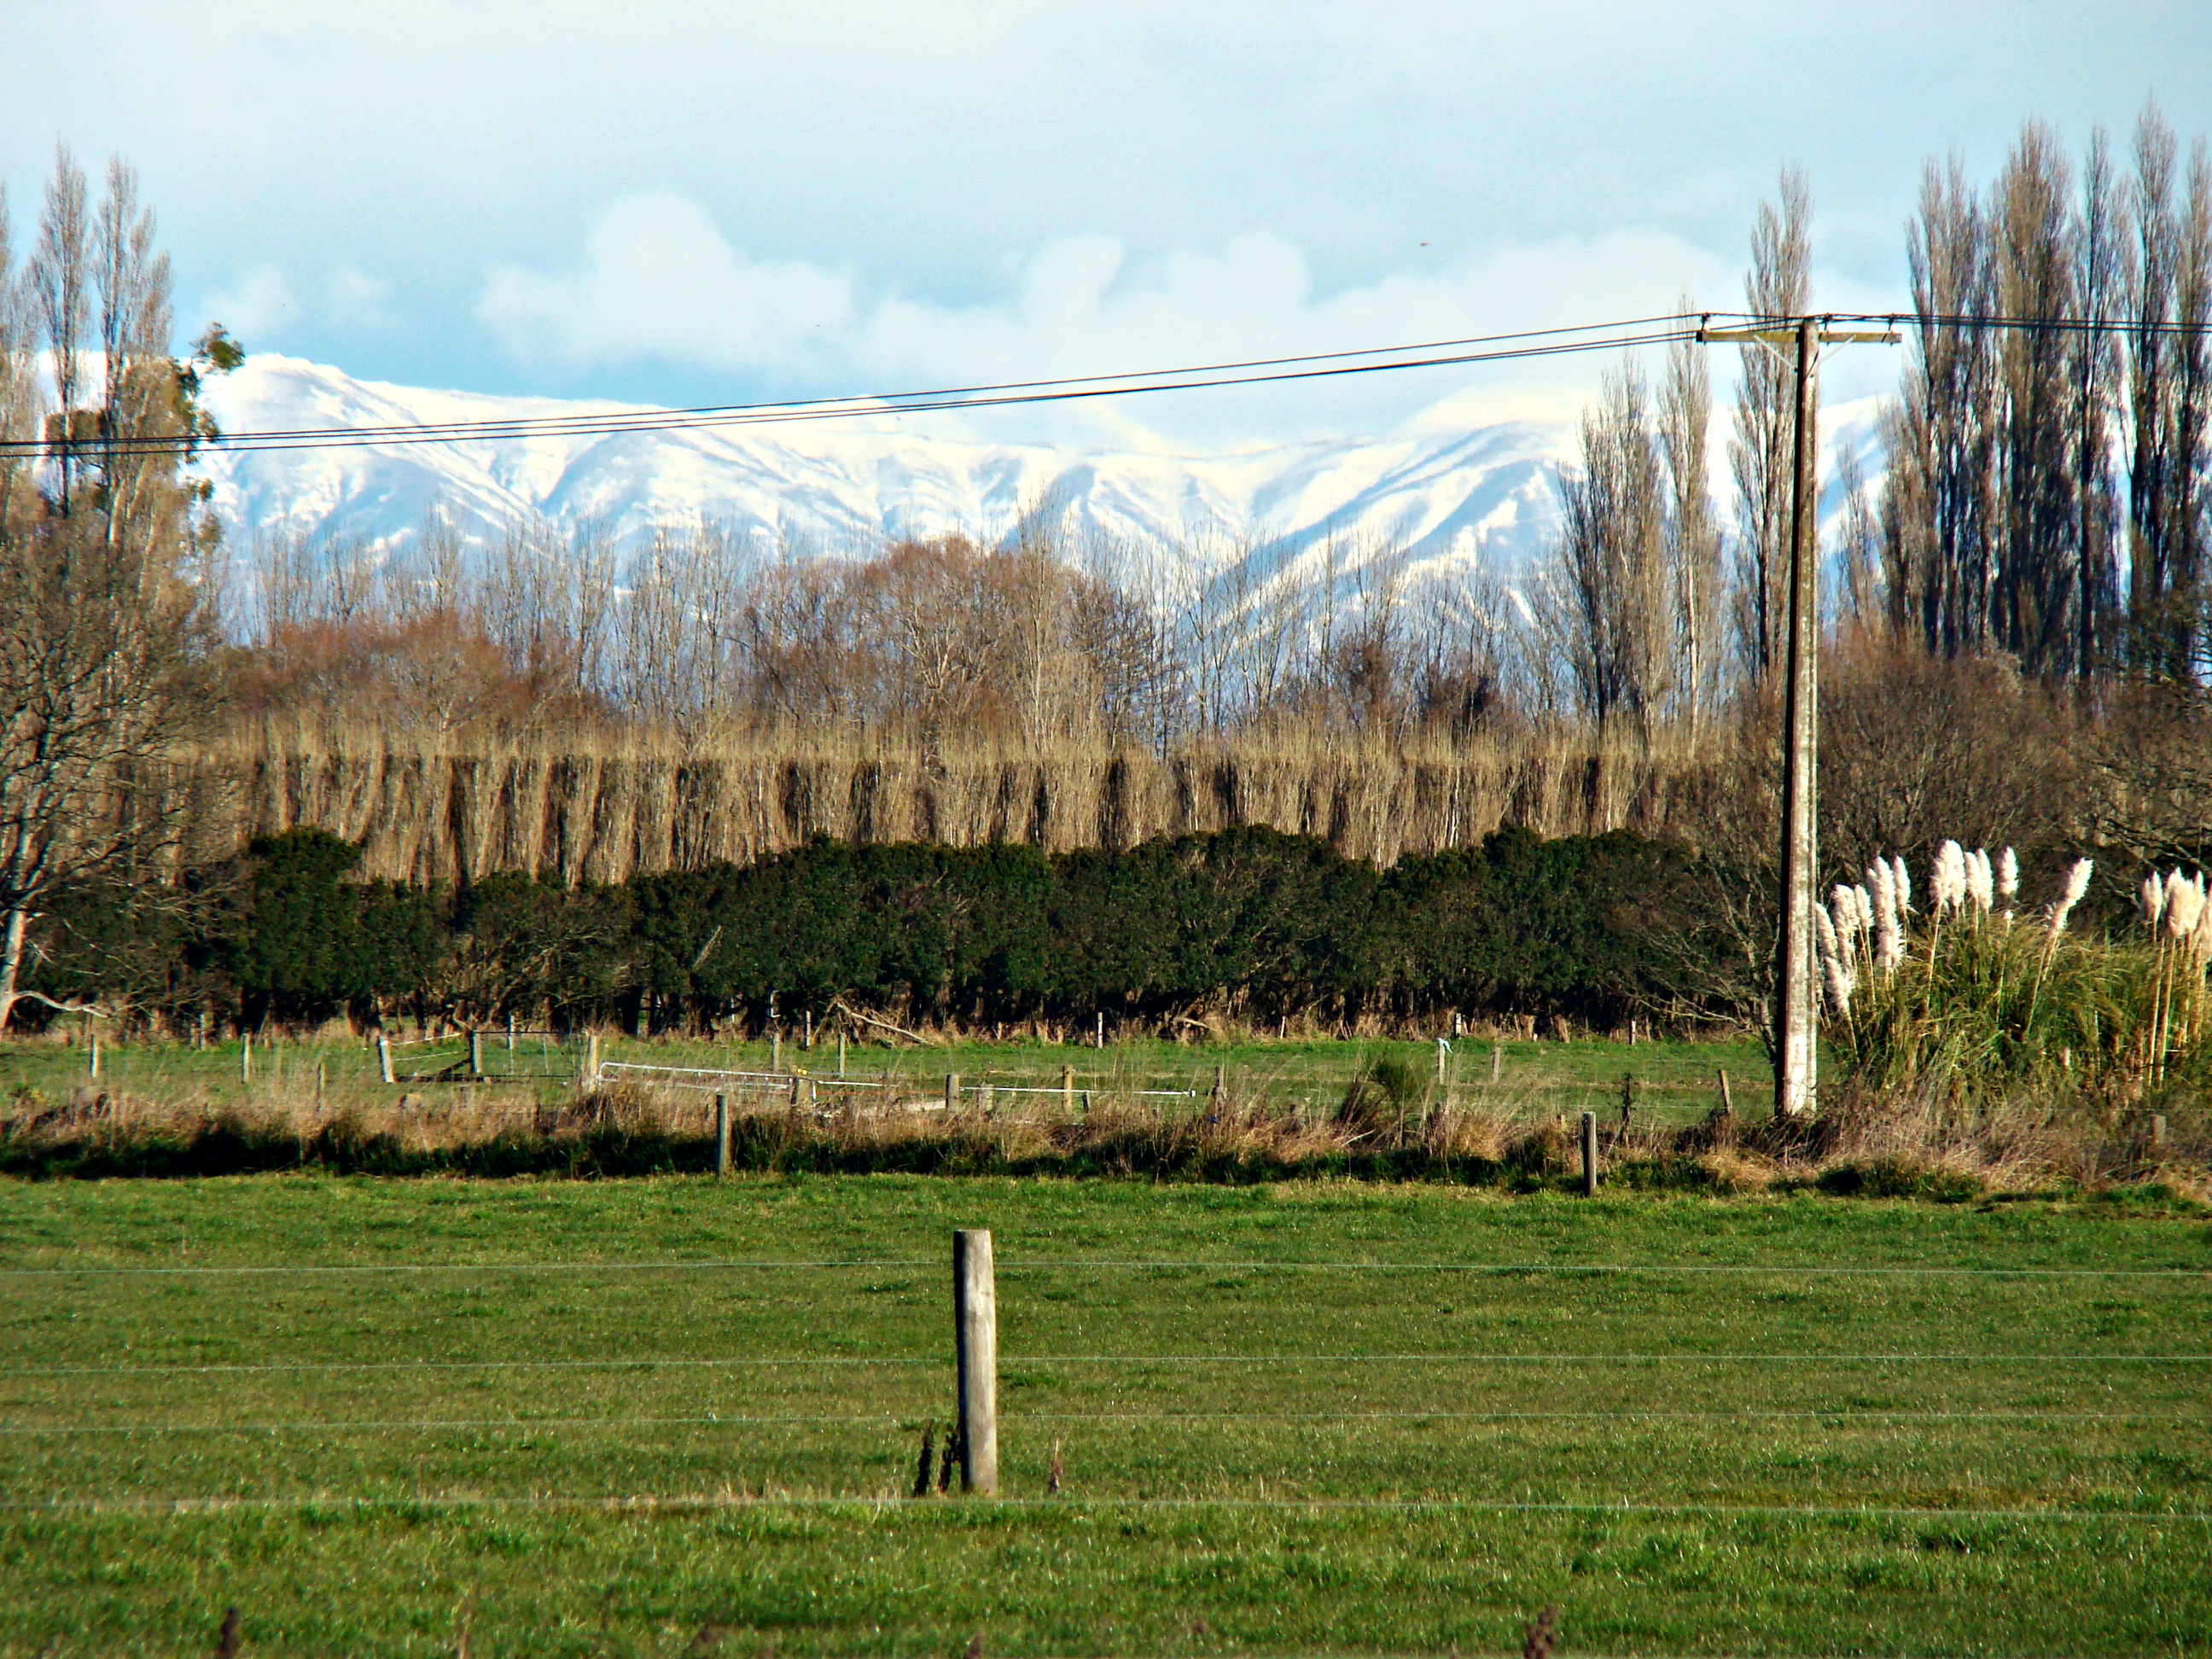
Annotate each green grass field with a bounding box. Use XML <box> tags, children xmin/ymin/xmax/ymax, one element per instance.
<box><xmin>0</xmin><ymin>1175</ymin><xmax>2206</xmax><ymax>1655</ymax></box>
<box><xmin>3</xmin><ymin>1030</ymin><xmax>1778</xmax><ymax>1126</ymax></box>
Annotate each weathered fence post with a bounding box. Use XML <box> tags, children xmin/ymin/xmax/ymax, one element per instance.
<box><xmin>1718</xmin><ymin>1068</ymin><xmax>1734</xmax><ymax>1115</ymax></box>
<box><xmin>88</xmin><ymin>1034</ymin><xmax>100</xmax><ymax>1079</ymax></box>
<box><xmin>715</xmin><ymin>1091</ymin><xmax>731</xmax><ymax>1179</ymax></box>
<box><xmin>585</xmin><ymin>1032</ymin><xmax>601</xmax><ymax>1086</ymax></box>
<box><xmin>378</xmin><ymin>1037</ymin><xmax>394</xmax><ymax>1086</ymax></box>
<box><xmin>1492</xmin><ymin>1044</ymin><xmax>1503</xmax><ymax>1084</ymax></box>
<box><xmin>1062</xmin><ymin>1064</ymin><xmax>1074</xmax><ymax>1112</ymax></box>
<box><xmin>839</xmin><ymin>1031</ymin><xmax>847</xmax><ymax>1077</ymax></box>
<box><xmin>771</xmin><ymin>1031</ymin><xmax>782</xmax><ymax>1073</ymax></box>
<box><xmin>946</xmin><ymin>1073</ymin><xmax>959</xmax><ymax>1112</ymax></box>
<box><xmin>469</xmin><ymin>1030</ymin><xmax>484</xmax><ymax>1078</ymax></box>
<box><xmin>242</xmin><ymin>1034</ymin><xmax>253</xmax><ymax>1085</ymax></box>
<box><xmin>1580</xmin><ymin>1110</ymin><xmax>1599</xmax><ymax>1198</ymax></box>
<box><xmin>953</xmin><ymin>1229</ymin><xmax>998</xmax><ymax>1496</ymax></box>
<box><xmin>1094</xmin><ymin>1012</ymin><xmax>1103</xmax><ymax>1050</ymax></box>
<box><xmin>1435</xmin><ymin>1038</ymin><xmax>1447</xmax><ymax>1083</ymax></box>
<box><xmin>978</xmin><ymin>1080</ymin><xmax>993</xmax><ymax>1114</ymax></box>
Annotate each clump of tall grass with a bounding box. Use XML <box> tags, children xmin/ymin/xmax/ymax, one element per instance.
<box><xmin>1819</xmin><ymin>840</ymin><xmax>2212</xmax><ymax>1108</ymax></box>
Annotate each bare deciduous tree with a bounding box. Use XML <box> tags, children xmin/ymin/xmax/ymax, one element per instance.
<box><xmin>1730</xmin><ymin>168</ymin><xmax>1813</xmax><ymax>685</ymax></box>
<box><xmin>1</xmin><ymin>149</ymin><xmax>219</xmax><ymax>1030</ymax></box>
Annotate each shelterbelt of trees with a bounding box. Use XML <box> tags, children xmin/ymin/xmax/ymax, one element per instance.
<box><xmin>24</xmin><ymin>825</ymin><xmax>1733</xmax><ymax>1039</ymax></box>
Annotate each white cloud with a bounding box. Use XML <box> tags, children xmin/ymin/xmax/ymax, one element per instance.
<box><xmin>473</xmin><ymin>193</ymin><xmax>1736</xmax><ymax>444</ymax></box>
<box><xmin>202</xmin><ymin>264</ymin><xmax>296</xmax><ymax>341</ymax></box>
<box><xmin>324</xmin><ymin>265</ymin><xmax>395</xmax><ymax>329</ymax></box>
<box><xmin>476</xmin><ymin>190</ymin><xmax>856</xmax><ymax>374</ymax></box>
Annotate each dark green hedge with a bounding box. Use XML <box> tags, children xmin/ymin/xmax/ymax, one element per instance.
<box><xmin>18</xmin><ymin>824</ymin><xmax>1721</xmax><ymax>1033</ymax></box>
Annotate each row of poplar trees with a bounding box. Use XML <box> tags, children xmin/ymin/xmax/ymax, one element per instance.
<box><xmin>1549</xmin><ymin>101</ymin><xmax>2212</xmax><ymax>726</ymax></box>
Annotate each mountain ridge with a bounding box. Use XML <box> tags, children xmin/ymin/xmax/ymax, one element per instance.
<box><xmin>198</xmin><ymin>356</ymin><xmax>1575</xmax><ymax>575</ymax></box>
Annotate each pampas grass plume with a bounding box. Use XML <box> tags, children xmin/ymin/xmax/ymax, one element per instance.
<box><xmin>2168</xmin><ymin>873</ymin><xmax>2207</xmax><ymax>942</ymax></box>
<box><xmin>1933</xmin><ymin>841</ymin><xmax>1968</xmax><ymax>915</ymax></box>
<box><xmin>2139</xmin><ymin>873</ymin><xmax>2166</xmax><ymax>931</ymax></box>
<box><xmin>1892</xmin><ymin>855</ymin><xmax>1913</xmax><ymax>914</ymax></box>
<box><xmin>2047</xmin><ymin>857</ymin><xmax>2092</xmax><ymax>940</ymax></box>
<box><xmin>1997</xmin><ymin>847</ymin><xmax>2019</xmax><ymax>907</ymax></box>
<box><xmin>1968</xmin><ymin>848</ymin><xmax>1995</xmax><ymax>915</ymax></box>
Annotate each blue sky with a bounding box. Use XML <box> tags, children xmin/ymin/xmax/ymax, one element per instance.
<box><xmin>4</xmin><ymin>2</ymin><xmax>2209</xmax><ymax>447</ymax></box>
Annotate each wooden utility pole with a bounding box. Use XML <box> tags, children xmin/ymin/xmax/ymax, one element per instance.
<box><xmin>1697</xmin><ymin>315</ymin><xmax>1896</xmax><ymax>1118</ymax></box>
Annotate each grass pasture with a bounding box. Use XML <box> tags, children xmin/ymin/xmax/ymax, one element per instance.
<box><xmin>0</xmin><ymin>1031</ymin><xmax>1778</xmax><ymax>1131</ymax></box>
<box><xmin>0</xmin><ymin>1176</ymin><xmax>2206</xmax><ymax>1655</ymax></box>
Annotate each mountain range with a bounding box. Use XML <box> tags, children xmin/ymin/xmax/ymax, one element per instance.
<box><xmin>197</xmin><ymin>356</ymin><xmax>1575</xmax><ymax>575</ymax></box>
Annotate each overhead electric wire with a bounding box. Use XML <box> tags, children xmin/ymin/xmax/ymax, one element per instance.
<box><xmin>7</xmin><ymin>303</ymin><xmax>2198</xmax><ymax>463</ymax></box>
<box><xmin>0</xmin><ymin>312</ymin><xmax>1713</xmax><ymax>459</ymax></box>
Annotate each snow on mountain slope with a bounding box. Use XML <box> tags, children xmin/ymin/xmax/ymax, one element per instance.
<box><xmin>198</xmin><ymin>357</ymin><xmax>1574</xmax><ymax>579</ymax></box>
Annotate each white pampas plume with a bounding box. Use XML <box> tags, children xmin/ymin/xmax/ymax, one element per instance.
<box><xmin>1966</xmin><ymin>848</ymin><xmax>1995</xmax><ymax>915</ymax></box>
<box><xmin>1867</xmin><ymin>859</ymin><xmax>1895</xmax><ymax>917</ymax></box>
<box><xmin>1851</xmin><ymin>883</ymin><xmax>1875</xmax><ymax>939</ymax></box>
<box><xmin>1933</xmin><ymin>841</ymin><xmax>1968</xmax><ymax>916</ymax></box>
<box><xmin>1816</xmin><ymin>904</ymin><xmax>1854</xmax><ymax>1013</ymax></box>
<box><xmin>1892</xmin><ymin>855</ymin><xmax>1913</xmax><ymax>914</ymax></box>
<box><xmin>2168</xmin><ymin>872</ymin><xmax>2207</xmax><ymax>942</ymax></box>
<box><xmin>2046</xmin><ymin>858</ymin><xmax>2092</xmax><ymax>940</ymax></box>
<box><xmin>2162</xmin><ymin>870</ymin><xmax>2199</xmax><ymax>941</ymax></box>
<box><xmin>2139</xmin><ymin>873</ymin><xmax>2166</xmax><ymax>932</ymax></box>
<box><xmin>1997</xmin><ymin>847</ymin><xmax>2019</xmax><ymax>907</ymax></box>
<box><xmin>1868</xmin><ymin>861</ymin><xmax>1904</xmax><ymax>973</ymax></box>
<box><xmin>1831</xmin><ymin>884</ymin><xmax>1863</xmax><ymax>959</ymax></box>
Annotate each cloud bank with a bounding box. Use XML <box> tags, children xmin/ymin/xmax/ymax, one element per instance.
<box><xmin>474</xmin><ymin>190</ymin><xmax>1736</xmax><ymax>442</ymax></box>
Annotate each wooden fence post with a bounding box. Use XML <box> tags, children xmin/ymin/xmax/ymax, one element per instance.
<box><xmin>378</xmin><ymin>1037</ymin><xmax>394</xmax><ymax>1085</ymax></box>
<box><xmin>946</xmin><ymin>1073</ymin><xmax>959</xmax><ymax>1112</ymax></box>
<box><xmin>1094</xmin><ymin>1012</ymin><xmax>1103</xmax><ymax>1050</ymax></box>
<box><xmin>242</xmin><ymin>1034</ymin><xmax>252</xmax><ymax>1085</ymax></box>
<box><xmin>771</xmin><ymin>1031</ymin><xmax>781</xmax><ymax>1073</ymax></box>
<box><xmin>469</xmin><ymin>1030</ymin><xmax>484</xmax><ymax>1078</ymax></box>
<box><xmin>953</xmin><ymin>1229</ymin><xmax>998</xmax><ymax>1496</ymax></box>
<box><xmin>1718</xmin><ymin>1068</ymin><xmax>1735</xmax><ymax>1115</ymax></box>
<box><xmin>715</xmin><ymin>1091</ymin><xmax>731</xmax><ymax>1179</ymax></box>
<box><xmin>1491</xmin><ymin>1044</ymin><xmax>1503</xmax><ymax>1084</ymax></box>
<box><xmin>1062</xmin><ymin>1064</ymin><xmax>1074</xmax><ymax>1112</ymax></box>
<box><xmin>839</xmin><ymin>1031</ymin><xmax>847</xmax><ymax>1077</ymax></box>
<box><xmin>88</xmin><ymin>1034</ymin><xmax>100</xmax><ymax>1079</ymax></box>
<box><xmin>1580</xmin><ymin>1110</ymin><xmax>1599</xmax><ymax>1198</ymax></box>
<box><xmin>585</xmin><ymin>1032</ymin><xmax>601</xmax><ymax>1086</ymax></box>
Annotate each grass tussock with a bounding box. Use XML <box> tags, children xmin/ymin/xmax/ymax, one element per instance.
<box><xmin>1825</xmin><ymin>842</ymin><xmax>2212</xmax><ymax>1115</ymax></box>
<box><xmin>3</xmin><ymin>1069</ymin><xmax>2201</xmax><ymax>1202</ymax></box>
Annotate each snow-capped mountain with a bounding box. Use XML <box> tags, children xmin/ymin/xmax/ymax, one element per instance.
<box><xmin>198</xmin><ymin>357</ymin><xmax>1574</xmax><ymax>577</ymax></box>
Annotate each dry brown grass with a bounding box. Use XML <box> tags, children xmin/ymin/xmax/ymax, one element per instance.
<box><xmin>9</xmin><ymin>1068</ymin><xmax>2197</xmax><ymax>1202</ymax></box>
<box><xmin>182</xmin><ymin>719</ymin><xmax>1720</xmax><ymax>882</ymax></box>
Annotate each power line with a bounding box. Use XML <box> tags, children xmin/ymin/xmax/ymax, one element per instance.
<box><xmin>6</xmin><ymin>303</ymin><xmax>2199</xmax><ymax>462</ymax></box>
<box><xmin>8</xmin><ymin>319</ymin><xmax>1699</xmax><ymax>459</ymax></box>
